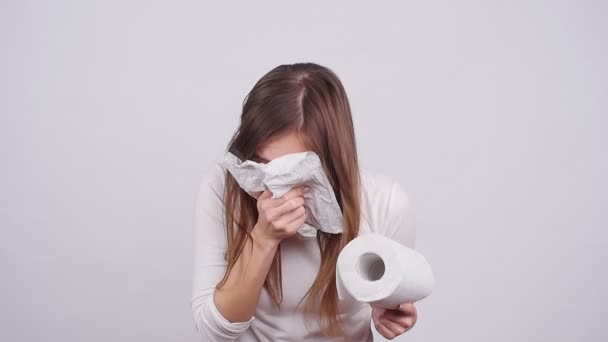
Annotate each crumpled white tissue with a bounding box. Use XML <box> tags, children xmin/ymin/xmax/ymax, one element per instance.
<box><xmin>221</xmin><ymin>151</ymin><xmax>343</xmax><ymax>238</ymax></box>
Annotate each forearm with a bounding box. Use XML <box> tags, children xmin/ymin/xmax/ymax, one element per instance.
<box><xmin>213</xmin><ymin>226</ymin><xmax>279</xmax><ymax>322</ymax></box>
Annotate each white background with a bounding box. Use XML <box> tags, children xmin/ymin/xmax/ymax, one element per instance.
<box><xmin>2</xmin><ymin>1</ymin><xmax>606</xmax><ymax>341</ymax></box>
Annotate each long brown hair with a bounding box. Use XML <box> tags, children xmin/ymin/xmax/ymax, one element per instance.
<box><xmin>216</xmin><ymin>62</ymin><xmax>361</xmax><ymax>337</ymax></box>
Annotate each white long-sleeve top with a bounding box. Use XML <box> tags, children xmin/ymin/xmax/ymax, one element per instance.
<box><xmin>191</xmin><ymin>159</ymin><xmax>416</xmax><ymax>341</ymax></box>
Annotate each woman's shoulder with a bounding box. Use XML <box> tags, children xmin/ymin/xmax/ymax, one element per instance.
<box><xmin>198</xmin><ymin>158</ymin><xmax>227</xmax><ymax>192</ymax></box>
<box><xmin>360</xmin><ymin>168</ymin><xmax>398</xmax><ymax>192</ymax></box>
<box><xmin>359</xmin><ymin>168</ymin><xmax>416</xmax><ymax>248</ymax></box>
<box><xmin>360</xmin><ymin>168</ymin><xmax>410</xmax><ymax>205</ymax></box>
<box><xmin>194</xmin><ymin>158</ymin><xmax>228</xmax><ymax>223</ymax></box>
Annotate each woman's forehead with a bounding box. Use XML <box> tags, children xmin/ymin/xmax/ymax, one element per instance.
<box><xmin>256</xmin><ymin>131</ymin><xmax>310</xmax><ymax>161</ymax></box>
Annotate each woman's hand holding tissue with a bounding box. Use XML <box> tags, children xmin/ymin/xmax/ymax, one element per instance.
<box><xmin>371</xmin><ymin>302</ymin><xmax>417</xmax><ymax>339</ymax></box>
<box><xmin>212</xmin><ymin>185</ymin><xmax>309</xmax><ymax>323</ymax></box>
<box><xmin>252</xmin><ymin>185</ymin><xmax>309</xmax><ymax>247</ymax></box>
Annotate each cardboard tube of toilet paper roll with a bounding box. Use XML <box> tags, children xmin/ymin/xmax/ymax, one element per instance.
<box><xmin>336</xmin><ymin>233</ymin><xmax>435</xmax><ymax>308</ymax></box>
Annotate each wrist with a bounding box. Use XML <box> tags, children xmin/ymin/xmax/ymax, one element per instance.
<box><xmin>251</xmin><ymin>225</ymin><xmax>279</xmax><ymax>251</ymax></box>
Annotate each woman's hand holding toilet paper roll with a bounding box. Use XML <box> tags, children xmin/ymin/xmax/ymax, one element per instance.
<box><xmin>371</xmin><ymin>302</ymin><xmax>417</xmax><ymax>339</ymax></box>
<box><xmin>335</xmin><ymin>233</ymin><xmax>434</xmax><ymax>338</ymax></box>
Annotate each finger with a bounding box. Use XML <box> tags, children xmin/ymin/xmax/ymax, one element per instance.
<box><xmin>380</xmin><ymin>317</ymin><xmax>408</xmax><ymax>337</ymax></box>
<box><xmin>272</xmin><ymin>196</ymin><xmax>305</xmax><ymax>217</ymax></box>
<box><xmin>373</xmin><ymin>320</ymin><xmax>396</xmax><ymax>340</ymax></box>
<box><xmin>281</xmin><ymin>185</ymin><xmax>307</xmax><ymax>201</ymax></box>
<box><xmin>383</xmin><ymin>310</ymin><xmax>414</xmax><ymax>330</ymax></box>
<box><xmin>396</xmin><ymin>302</ymin><xmax>417</xmax><ymax>315</ymax></box>
<box><xmin>285</xmin><ymin>209</ymin><xmax>307</xmax><ymax>232</ymax></box>
<box><xmin>273</xmin><ymin>205</ymin><xmax>306</xmax><ymax>227</ymax></box>
<box><xmin>257</xmin><ymin>189</ymin><xmax>272</xmax><ymax>201</ymax></box>
<box><xmin>261</xmin><ymin>186</ymin><xmax>305</xmax><ymax>208</ymax></box>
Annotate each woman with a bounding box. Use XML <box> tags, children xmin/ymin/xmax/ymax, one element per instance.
<box><xmin>191</xmin><ymin>63</ymin><xmax>418</xmax><ymax>341</ymax></box>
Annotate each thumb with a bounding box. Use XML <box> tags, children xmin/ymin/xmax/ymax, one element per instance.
<box><xmin>257</xmin><ymin>188</ymin><xmax>272</xmax><ymax>200</ymax></box>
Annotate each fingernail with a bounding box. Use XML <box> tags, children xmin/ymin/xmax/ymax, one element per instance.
<box><xmin>304</xmin><ymin>186</ymin><xmax>310</xmax><ymax>193</ymax></box>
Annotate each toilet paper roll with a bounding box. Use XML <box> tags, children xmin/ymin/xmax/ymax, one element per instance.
<box><xmin>336</xmin><ymin>233</ymin><xmax>435</xmax><ymax>309</ymax></box>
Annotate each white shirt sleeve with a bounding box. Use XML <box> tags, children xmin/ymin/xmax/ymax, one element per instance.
<box><xmin>190</xmin><ymin>163</ymin><xmax>254</xmax><ymax>340</ymax></box>
<box><xmin>379</xmin><ymin>179</ymin><xmax>417</xmax><ymax>249</ymax></box>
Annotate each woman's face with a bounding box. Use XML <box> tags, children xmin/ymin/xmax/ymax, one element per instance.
<box><xmin>253</xmin><ymin>131</ymin><xmax>310</xmax><ymax>164</ymax></box>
